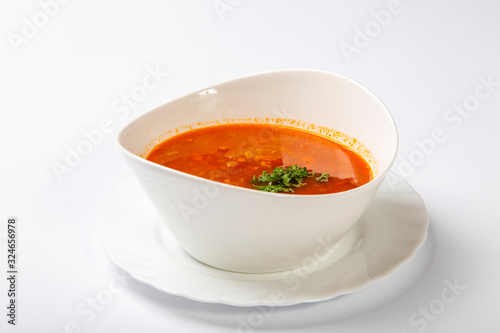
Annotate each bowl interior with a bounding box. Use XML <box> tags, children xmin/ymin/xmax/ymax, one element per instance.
<box><xmin>118</xmin><ymin>69</ymin><xmax>398</xmax><ymax>180</ymax></box>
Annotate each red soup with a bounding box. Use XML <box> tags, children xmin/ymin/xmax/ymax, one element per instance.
<box><xmin>145</xmin><ymin>123</ymin><xmax>372</xmax><ymax>194</ymax></box>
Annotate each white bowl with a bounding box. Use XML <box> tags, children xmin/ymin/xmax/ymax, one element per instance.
<box><xmin>117</xmin><ymin>69</ymin><xmax>398</xmax><ymax>273</ymax></box>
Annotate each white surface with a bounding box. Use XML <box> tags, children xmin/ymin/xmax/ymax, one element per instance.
<box><xmin>1</xmin><ymin>1</ymin><xmax>499</xmax><ymax>332</ymax></box>
<box><xmin>98</xmin><ymin>174</ymin><xmax>428</xmax><ymax>306</ymax></box>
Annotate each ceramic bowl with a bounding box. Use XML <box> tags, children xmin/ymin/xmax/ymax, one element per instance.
<box><xmin>117</xmin><ymin>69</ymin><xmax>398</xmax><ymax>273</ymax></box>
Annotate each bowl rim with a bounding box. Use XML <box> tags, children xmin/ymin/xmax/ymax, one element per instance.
<box><xmin>117</xmin><ymin>68</ymin><xmax>399</xmax><ymax>199</ymax></box>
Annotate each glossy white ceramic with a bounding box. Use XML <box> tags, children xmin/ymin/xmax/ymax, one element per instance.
<box><xmin>98</xmin><ymin>173</ymin><xmax>428</xmax><ymax>306</ymax></box>
<box><xmin>117</xmin><ymin>69</ymin><xmax>398</xmax><ymax>273</ymax></box>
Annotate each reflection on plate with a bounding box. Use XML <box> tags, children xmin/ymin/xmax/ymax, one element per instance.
<box><xmin>98</xmin><ymin>173</ymin><xmax>428</xmax><ymax>306</ymax></box>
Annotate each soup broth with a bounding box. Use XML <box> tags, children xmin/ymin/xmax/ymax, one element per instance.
<box><xmin>146</xmin><ymin>123</ymin><xmax>372</xmax><ymax>194</ymax></box>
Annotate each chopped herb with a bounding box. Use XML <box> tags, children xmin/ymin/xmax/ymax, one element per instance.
<box><xmin>250</xmin><ymin>165</ymin><xmax>330</xmax><ymax>193</ymax></box>
<box><xmin>315</xmin><ymin>173</ymin><xmax>330</xmax><ymax>183</ymax></box>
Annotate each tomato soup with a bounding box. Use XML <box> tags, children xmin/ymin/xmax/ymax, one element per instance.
<box><xmin>145</xmin><ymin>123</ymin><xmax>372</xmax><ymax>194</ymax></box>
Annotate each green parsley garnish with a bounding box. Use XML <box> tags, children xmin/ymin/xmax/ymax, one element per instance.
<box><xmin>250</xmin><ymin>165</ymin><xmax>329</xmax><ymax>193</ymax></box>
<box><xmin>316</xmin><ymin>173</ymin><xmax>330</xmax><ymax>183</ymax></box>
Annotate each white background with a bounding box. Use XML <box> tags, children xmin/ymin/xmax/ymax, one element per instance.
<box><xmin>1</xmin><ymin>0</ymin><xmax>500</xmax><ymax>332</ymax></box>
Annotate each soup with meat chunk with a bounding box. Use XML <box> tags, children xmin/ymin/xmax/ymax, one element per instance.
<box><xmin>146</xmin><ymin>123</ymin><xmax>372</xmax><ymax>194</ymax></box>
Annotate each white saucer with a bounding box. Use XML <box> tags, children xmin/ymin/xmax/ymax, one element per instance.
<box><xmin>98</xmin><ymin>173</ymin><xmax>428</xmax><ymax>306</ymax></box>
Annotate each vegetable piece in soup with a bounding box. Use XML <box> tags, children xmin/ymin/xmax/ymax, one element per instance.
<box><xmin>145</xmin><ymin>123</ymin><xmax>372</xmax><ymax>194</ymax></box>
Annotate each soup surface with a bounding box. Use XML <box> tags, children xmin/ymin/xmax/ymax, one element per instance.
<box><xmin>146</xmin><ymin>123</ymin><xmax>372</xmax><ymax>194</ymax></box>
